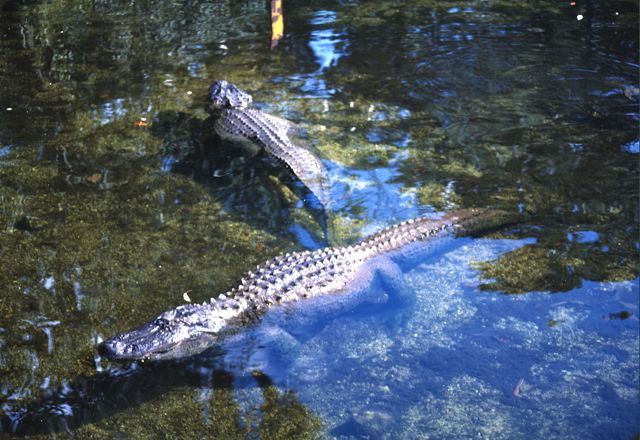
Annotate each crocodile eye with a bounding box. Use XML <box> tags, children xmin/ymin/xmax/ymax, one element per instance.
<box><xmin>153</xmin><ymin>318</ymin><xmax>170</xmax><ymax>329</ymax></box>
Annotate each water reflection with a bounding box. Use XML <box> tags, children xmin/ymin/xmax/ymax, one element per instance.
<box><xmin>329</xmin><ymin>158</ymin><xmax>418</xmax><ymax>223</ymax></box>
<box><xmin>96</xmin><ymin>99</ymin><xmax>128</xmax><ymax>125</ymax></box>
<box><xmin>289</xmin><ymin>9</ymin><xmax>350</xmax><ymax>97</ymax></box>
<box><xmin>309</xmin><ymin>11</ymin><xmax>348</xmax><ymax>72</ymax></box>
<box><xmin>0</xmin><ymin>0</ymin><xmax>637</xmax><ymax>438</ymax></box>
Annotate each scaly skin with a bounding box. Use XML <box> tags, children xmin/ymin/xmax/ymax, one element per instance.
<box><xmin>98</xmin><ymin>208</ymin><xmax>515</xmax><ymax>361</ymax></box>
<box><xmin>207</xmin><ymin>80</ymin><xmax>331</xmax><ymax>208</ymax></box>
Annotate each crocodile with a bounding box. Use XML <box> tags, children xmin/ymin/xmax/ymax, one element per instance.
<box><xmin>99</xmin><ymin>208</ymin><xmax>515</xmax><ymax>361</ymax></box>
<box><xmin>207</xmin><ymin>80</ymin><xmax>331</xmax><ymax>208</ymax></box>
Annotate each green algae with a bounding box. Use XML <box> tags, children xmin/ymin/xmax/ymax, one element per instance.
<box><xmin>476</xmin><ymin>238</ymin><xmax>639</xmax><ymax>294</ymax></box>
<box><xmin>0</xmin><ymin>0</ymin><xmax>638</xmax><ymax>436</ymax></box>
<box><xmin>12</xmin><ymin>373</ymin><xmax>323</xmax><ymax>439</ymax></box>
<box><xmin>0</xmin><ymin>108</ymin><xmax>297</xmax><ymax>402</ymax></box>
<box><xmin>253</xmin><ymin>371</ymin><xmax>324</xmax><ymax>440</ymax></box>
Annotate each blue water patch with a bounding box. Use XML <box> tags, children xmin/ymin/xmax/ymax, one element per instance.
<box><xmin>289</xmin><ymin>223</ymin><xmax>323</xmax><ymax>250</ymax></box>
<box><xmin>328</xmin><ymin>158</ymin><xmax>417</xmax><ymax>223</ymax></box>
<box><xmin>393</xmin><ymin>133</ymin><xmax>411</xmax><ymax>147</ymax></box>
<box><xmin>187</xmin><ymin>62</ymin><xmax>204</xmax><ymax>78</ymax></box>
<box><xmin>622</xmin><ymin>140</ymin><xmax>639</xmax><ymax>153</ymax></box>
<box><xmin>260</xmin><ymin>237</ymin><xmax>639</xmax><ymax>439</ymax></box>
<box><xmin>308</xmin><ymin>10</ymin><xmax>349</xmax><ymax>76</ymax></box>
<box><xmin>160</xmin><ymin>156</ymin><xmax>178</xmax><ymax>172</ymax></box>
<box><xmin>439</xmin><ymin>89</ymin><xmax>458</xmax><ymax>98</ymax></box>
<box><xmin>296</xmin><ymin>76</ymin><xmax>336</xmax><ymax>97</ymax></box>
<box><xmin>364</xmin><ymin>128</ymin><xmax>388</xmax><ymax>143</ymax></box>
<box><xmin>0</xmin><ymin>144</ymin><xmax>12</xmax><ymax>157</ymax></box>
<box><xmin>364</xmin><ymin>127</ymin><xmax>411</xmax><ymax>146</ymax></box>
<box><xmin>569</xmin><ymin>142</ymin><xmax>584</xmax><ymax>152</ymax></box>
<box><xmin>447</xmin><ymin>6</ymin><xmax>475</xmax><ymax>14</ymax></box>
<box><xmin>309</xmin><ymin>28</ymin><xmax>348</xmax><ymax>72</ymax></box>
<box><xmin>184</xmin><ymin>43</ymin><xmax>204</xmax><ymax>50</ymax></box>
<box><xmin>590</xmin><ymin>89</ymin><xmax>623</xmax><ymax>97</ymax></box>
<box><xmin>309</xmin><ymin>10</ymin><xmax>337</xmax><ymax>26</ymax></box>
<box><xmin>567</xmin><ymin>230</ymin><xmax>599</xmax><ymax>243</ymax></box>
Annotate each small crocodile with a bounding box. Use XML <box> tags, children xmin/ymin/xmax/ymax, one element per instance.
<box><xmin>99</xmin><ymin>208</ymin><xmax>515</xmax><ymax>361</ymax></box>
<box><xmin>207</xmin><ymin>80</ymin><xmax>331</xmax><ymax>208</ymax></box>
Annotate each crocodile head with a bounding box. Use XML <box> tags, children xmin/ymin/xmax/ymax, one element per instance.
<box><xmin>207</xmin><ymin>80</ymin><xmax>253</xmax><ymax>110</ymax></box>
<box><xmin>98</xmin><ymin>304</ymin><xmax>225</xmax><ymax>361</ymax></box>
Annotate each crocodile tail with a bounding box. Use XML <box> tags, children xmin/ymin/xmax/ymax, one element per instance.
<box><xmin>446</xmin><ymin>208</ymin><xmax>520</xmax><ymax>237</ymax></box>
<box><xmin>284</xmin><ymin>147</ymin><xmax>331</xmax><ymax>209</ymax></box>
<box><xmin>354</xmin><ymin>208</ymin><xmax>518</xmax><ymax>259</ymax></box>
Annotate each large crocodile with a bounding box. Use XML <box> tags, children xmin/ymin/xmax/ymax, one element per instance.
<box><xmin>99</xmin><ymin>208</ymin><xmax>515</xmax><ymax>361</ymax></box>
<box><xmin>207</xmin><ymin>80</ymin><xmax>331</xmax><ymax>208</ymax></box>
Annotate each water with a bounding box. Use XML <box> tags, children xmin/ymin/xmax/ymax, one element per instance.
<box><xmin>0</xmin><ymin>0</ymin><xmax>638</xmax><ymax>438</ymax></box>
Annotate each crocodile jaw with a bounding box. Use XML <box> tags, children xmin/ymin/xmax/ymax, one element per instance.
<box><xmin>98</xmin><ymin>304</ymin><xmax>224</xmax><ymax>361</ymax></box>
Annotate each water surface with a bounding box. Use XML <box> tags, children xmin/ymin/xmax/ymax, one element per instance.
<box><xmin>0</xmin><ymin>1</ymin><xmax>638</xmax><ymax>438</ymax></box>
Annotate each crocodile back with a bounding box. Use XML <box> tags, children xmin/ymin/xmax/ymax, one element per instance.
<box><xmin>352</xmin><ymin>208</ymin><xmax>514</xmax><ymax>260</ymax></box>
<box><xmin>225</xmin><ymin>208</ymin><xmax>513</xmax><ymax>310</ymax></box>
<box><xmin>215</xmin><ymin>107</ymin><xmax>331</xmax><ymax>208</ymax></box>
<box><xmin>227</xmin><ymin>246</ymin><xmax>356</xmax><ymax>308</ymax></box>
<box><xmin>99</xmin><ymin>208</ymin><xmax>517</xmax><ymax>360</ymax></box>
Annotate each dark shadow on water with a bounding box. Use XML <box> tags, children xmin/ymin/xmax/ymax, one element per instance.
<box><xmin>151</xmin><ymin>109</ymin><xmax>331</xmax><ymax>248</ymax></box>
<box><xmin>0</xmin><ymin>346</ymin><xmax>322</xmax><ymax>437</ymax></box>
<box><xmin>0</xmin><ymin>348</ymin><xmax>221</xmax><ymax>436</ymax></box>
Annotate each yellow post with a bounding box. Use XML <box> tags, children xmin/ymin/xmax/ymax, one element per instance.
<box><xmin>271</xmin><ymin>0</ymin><xmax>284</xmax><ymax>48</ymax></box>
